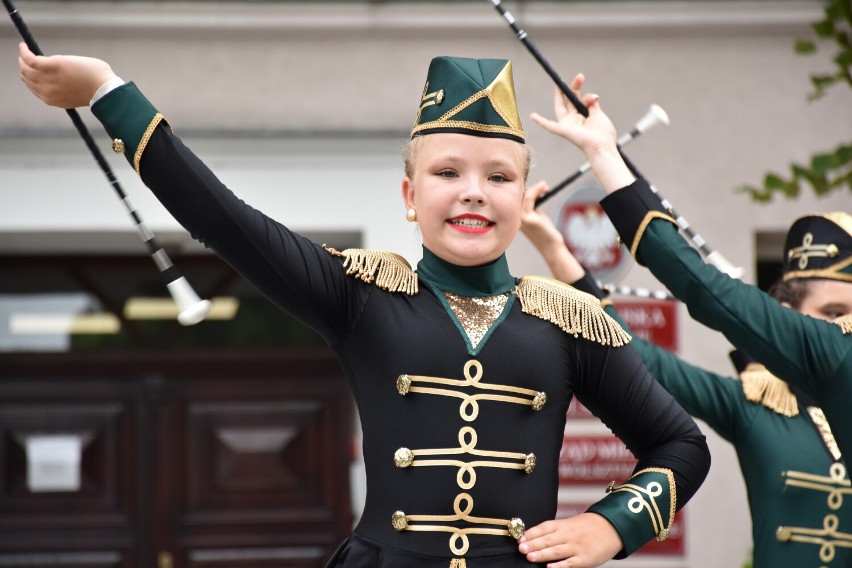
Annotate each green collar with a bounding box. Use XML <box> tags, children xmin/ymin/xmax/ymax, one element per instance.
<box><xmin>416</xmin><ymin>247</ymin><xmax>515</xmax><ymax>297</ymax></box>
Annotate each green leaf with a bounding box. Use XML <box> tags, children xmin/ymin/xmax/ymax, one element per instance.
<box><xmin>812</xmin><ymin>19</ymin><xmax>835</xmax><ymax>38</ymax></box>
<box><xmin>795</xmin><ymin>39</ymin><xmax>817</xmax><ymax>54</ymax></box>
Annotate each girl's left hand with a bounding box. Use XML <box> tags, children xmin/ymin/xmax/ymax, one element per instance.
<box><xmin>518</xmin><ymin>513</ymin><xmax>623</xmax><ymax>568</ymax></box>
<box><xmin>530</xmin><ymin>74</ymin><xmax>618</xmax><ymax>160</ymax></box>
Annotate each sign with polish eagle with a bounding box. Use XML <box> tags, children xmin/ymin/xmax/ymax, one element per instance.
<box><xmin>554</xmin><ymin>184</ymin><xmax>632</xmax><ymax>283</ymax></box>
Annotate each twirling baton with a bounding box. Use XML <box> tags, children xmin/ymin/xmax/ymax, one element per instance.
<box><xmin>600</xmin><ymin>282</ymin><xmax>675</xmax><ymax>301</ymax></box>
<box><xmin>537</xmin><ymin>104</ymin><xmax>670</xmax><ymax>206</ymax></box>
<box><xmin>5</xmin><ymin>0</ymin><xmax>211</xmax><ymax>325</ymax></box>
<box><xmin>488</xmin><ymin>0</ymin><xmax>744</xmax><ymax>280</ymax></box>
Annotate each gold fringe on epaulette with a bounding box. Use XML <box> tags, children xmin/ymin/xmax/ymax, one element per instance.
<box><xmin>323</xmin><ymin>246</ymin><xmax>418</xmax><ymax>295</ymax></box>
<box><xmin>835</xmin><ymin>314</ymin><xmax>852</xmax><ymax>334</ymax></box>
<box><xmin>515</xmin><ymin>276</ymin><xmax>631</xmax><ymax>347</ymax></box>
<box><xmin>739</xmin><ymin>363</ymin><xmax>799</xmax><ymax>417</ymax></box>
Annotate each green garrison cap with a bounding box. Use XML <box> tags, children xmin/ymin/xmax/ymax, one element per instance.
<box><xmin>783</xmin><ymin>212</ymin><xmax>852</xmax><ymax>283</ymax></box>
<box><xmin>411</xmin><ymin>56</ymin><xmax>525</xmax><ymax>143</ymax></box>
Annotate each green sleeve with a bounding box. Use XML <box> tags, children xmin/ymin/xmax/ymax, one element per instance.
<box><xmin>603</xmin><ymin>304</ymin><xmax>753</xmax><ymax>442</ymax></box>
<box><xmin>587</xmin><ymin>468</ymin><xmax>676</xmax><ymax>555</ymax></box>
<box><xmin>600</xmin><ymin>180</ymin><xmax>851</xmax><ymax>400</ymax></box>
<box><xmin>90</xmin><ymin>81</ymin><xmax>167</xmax><ymax>174</ymax></box>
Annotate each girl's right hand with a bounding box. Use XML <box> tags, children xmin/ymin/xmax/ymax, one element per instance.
<box><xmin>18</xmin><ymin>42</ymin><xmax>118</xmax><ymax>109</ymax></box>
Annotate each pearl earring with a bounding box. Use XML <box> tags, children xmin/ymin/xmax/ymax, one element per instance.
<box><xmin>406</xmin><ymin>208</ymin><xmax>417</xmax><ymax>223</ymax></box>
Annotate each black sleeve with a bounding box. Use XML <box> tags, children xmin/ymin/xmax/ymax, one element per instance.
<box><xmin>137</xmin><ymin>123</ymin><xmax>369</xmax><ymax>345</ymax></box>
<box><xmin>575</xmin><ymin>340</ymin><xmax>711</xmax><ymax>512</ymax></box>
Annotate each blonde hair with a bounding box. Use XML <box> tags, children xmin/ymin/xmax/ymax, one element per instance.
<box><xmin>403</xmin><ymin>135</ymin><xmax>532</xmax><ymax>182</ymax></box>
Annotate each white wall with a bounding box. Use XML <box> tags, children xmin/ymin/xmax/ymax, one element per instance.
<box><xmin>2</xmin><ymin>2</ymin><xmax>850</xmax><ymax>566</ymax></box>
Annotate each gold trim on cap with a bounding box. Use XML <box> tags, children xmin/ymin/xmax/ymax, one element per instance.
<box><xmin>485</xmin><ymin>61</ymin><xmax>523</xmax><ymax>134</ymax></box>
<box><xmin>783</xmin><ymin>255</ymin><xmax>852</xmax><ymax>283</ymax></box>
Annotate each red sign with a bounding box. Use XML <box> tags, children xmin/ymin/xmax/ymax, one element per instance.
<box><xmin>558</xmin><ymin>435</ymin><xmax>637</xmax><ymax>486</ymax></box>
<box><xmin>555</xmin><ymin>502</ymin><xmax>686</xmax><ymax>556</ymax></box>
<box><xmin>612</xmin><ymin>299</ymin><xmax>678</xmax><ymax>351</ymax></box>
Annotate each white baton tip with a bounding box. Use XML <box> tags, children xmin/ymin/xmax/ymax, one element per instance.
<box><xmin>635</xmin><ymin>104</ymin><xmax>670</xmax><ymax>133</ymax></box>
<box><xmin>706</xmin><ymin>251</ymin><xmax>745</xmax><ymax>280</ymax></box>
<box><xmin>167</xmin><ymin>276</ymin><xmax>212</xmax><ymax>326</ymax></box>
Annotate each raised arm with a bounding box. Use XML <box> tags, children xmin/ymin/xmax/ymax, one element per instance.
<box><xmin>17</xmin><ymin>44</ymin><xmax>365</xmax><ymax>343</ymax></box>
<box><xmin>528</xmin><ymin>71</ymin><xmax>852</xmax><ymax>408</ymax></box>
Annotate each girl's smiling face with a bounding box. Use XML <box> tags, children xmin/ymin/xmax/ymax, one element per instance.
<box><xmin>402</xmin><ymin>133</ymin><xmax>527</xmax><ymax>267</ymax></box>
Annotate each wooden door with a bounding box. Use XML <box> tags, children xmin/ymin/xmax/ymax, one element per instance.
<box><xmin>0</xmin><ymin>350</ymin><xmax>353</xmax><ymax>568</ymax></box>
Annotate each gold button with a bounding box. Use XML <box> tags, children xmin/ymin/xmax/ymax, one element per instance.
<box><xmin>532</xmin><ymin>391</ymin><xmax>546</xmax><ymax>411</ymax></box>
<box><xmin>616</xmin><ymin>236</ymin><xmax>623</xmax><ymax>246</ymax></box>
<box><xmin>524</xmin><ymin>453</ymin><xmax>536</xmax><ymax>474</ymax></box>
<box><xmin>394</xmin><ymin>447</ymin><xmax>414</xmax><ymax>468</ymax></box>
<box><xmin>396</xmin><ymin>374</ymin><xmax>411</xmax><ymax>395</ymax></box>
<box><xmin>436</xmin><ymin>89</ymin><xmax>445</xmax><ymax>104</ymax></box>
<box><xmin>111</xmin><ymin>138</ymin><xmax>125</xmax><ymax>154</ymax></box>
<box><xmin>776</xmin><ymin>526</ymin><xmax>792</xmax><ymax>542</ymax></box>
<box><xmin>391</xmin><ymin>510</ymin><xmax>408</xmax><ymax>531</ymax></box>
<box><xmin>606</xmin><ymin>480</ymin><xmax>617</xmax><ymax>493</ymax></box>
<box><xmin>508</xmin><ymin>517</ymin><xmax>525</xmax><ymax>539</ymax></box>
<box><xmin>827</xmin><ymin>244</ymin><xmax>839</xmax><ymax>258</ymax></box>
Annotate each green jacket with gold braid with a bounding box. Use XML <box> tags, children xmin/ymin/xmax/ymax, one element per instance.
<box><xmin>572</xmin><ymin>272</ymin><xmax>850</xmax><ymax>567</ymax></box>
<box><xmin>89</xmin><ymin>83</ymin><xmax>710</xmax><ymax>567</ymax></box>
<box><xmin>601</xmin><ymin>179</ymin><xmax>852</xmax><ymax>534</ymax></box>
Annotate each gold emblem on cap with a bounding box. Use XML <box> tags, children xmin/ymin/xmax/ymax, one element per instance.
<box><xmin>436</xmin><ymin>89</ymin><xmax>445</xmax><ymax>104</ymax></box>
<box><xmin>111</xmin><ymin>138</ymin><xmax>125</xmax><ymax>154</ymax></box>
<box><xmin>391</xmin><ymin>510</ymin><xmax>408</xmax><ymax>531</ymax></box>
<box><xmin>507</xmin><ymin>517</ymin><xmax>526</xmax><ymax>539</ymax></box>
<box><xmin>394</xmin><ymin>447</ymin><xmax>414</xmax><ymax>468</ymax></box>
<box><xmin>788</xmin><ymin>232</ymin><xmax>841</xmax><ymax>269</ymax></box>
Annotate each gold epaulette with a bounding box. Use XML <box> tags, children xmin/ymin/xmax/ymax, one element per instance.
<box><xmin>739</xmin><ymin>363</ymin><xmax>799</xmax><ymax>417</ymax></box>
<box><xmin>515</xmin><ymin>276</ymin><xmax>631</xmax><ymax>347</ymax></box>
<box><xmin>323</xmin><ymin>246</ymin><xmax>418</xmax><ymax>295</ymax></box>
<box><xmin>835</xmin><ymin>314</ymin><xmax>852</xmax><ymax>334</ymax></box>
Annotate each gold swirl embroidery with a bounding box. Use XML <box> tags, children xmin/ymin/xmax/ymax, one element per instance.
<box><xmin>787</xmin><ymin>232</ymin><xmax>840</xmax><ymax>270</ymax></box>
<box><xmin>394</xmin><ymin>426</ymin><xmax>535</xmax><ymax>489</ymax></box>
<box><xmin>776</xmin><ymin>514</ymin><xmax>852</xmax><ymax>564</ymax></box>
<box><xmin>609</xmin><ymin>467</ymin><xmax>676</xmax><ymax>541</ymax></box>
<box><xmin>391</xmin><ymin>493</ymin><xmax>524</xmax><ymax>556</ymax></box>
<box><xmin>783</xmin><ymin>462</ymin><xmax>851</xmax><ymax>511</ymax></box>
<box><xmin>396</xmin><ymin>359</ymin><xmax>546</xmax><ymax>422</ymax></box>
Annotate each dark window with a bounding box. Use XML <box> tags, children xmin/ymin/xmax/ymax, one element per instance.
<box><xmin>0</xmin><ymin>255</ymin><xmax>327</xmax><ymax>352</ymax></box>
